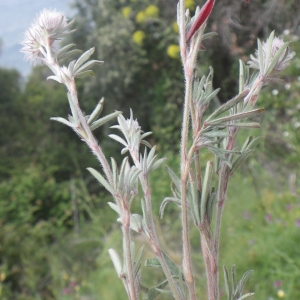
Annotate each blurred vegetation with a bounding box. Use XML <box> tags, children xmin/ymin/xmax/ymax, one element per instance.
<box><xmin>0</xmin><ymin>0</ymin><xmax>299</xmax><ymax>299</ymax></box>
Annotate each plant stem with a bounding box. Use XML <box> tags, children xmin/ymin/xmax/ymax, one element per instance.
<box><xmin>142</xmin><ymin>176</ymin><xmax>182</xmax><ymax>300</ymax></box>
<box><xmin>212</xmin><ymin>128</ymin><xmax>238</xmax><ymax>299</ymax></box>
<box><xmin>180</xmin><ymin>73</ymin><xmax>197</xmax><ymax>300</ymax></box>
<box><xmin>123</xmin><ymin>208</ymin><xmax>138</xmax><ymax>300</ymax></box>
<box><xmin>67</xmin><ymin>81</ymin><xmax>114</xmax><ymax>186</ymax></box>
<box><xmin>200</xmin><ymin>231</ymin><xmax>215</xmax><ymax>300</ymax></box>
<box><xmin>130</xmin><ymin>150</ymin><xmax>182</xmax><ymax>300</ymax></box>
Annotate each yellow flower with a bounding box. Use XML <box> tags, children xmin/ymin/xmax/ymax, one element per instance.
<box><xmin>277</xmin><ymin>290</ymin><xmax>285</xmax><ymax>298</ymax></box>
<box><xmin>167</xmin><ymin>44</ymin><xmax>180</xmax><ymax>59</ymax></box>
<box><xmin>185</xmin><ymin>0</ymin><xmax>195</xmax><ymax>10</ymax></box>
<box><xmin>136</xmin><ymin>11</ymin><xmax>146</xmax><ymax>23</ymax></box>
<box><xmin>144</xmin><ymin>5</ymin><xmax>159</xmax><ymax>18</ymax></box>
<box><xmin>132</xmin><ymin>30</ymin><xmax>146</xmax><ymax>45</ymax></box>
<box><xmin>122</xmin><ymin>6</ymin><xmax>132</xmax><ymax>19</ymax></box>
<box><xmin>172</xmin><ymin>22</ymin><xmax>179</xmax><ymax>33</ymax></box>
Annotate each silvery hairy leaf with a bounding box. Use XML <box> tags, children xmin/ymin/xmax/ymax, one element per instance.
<box><xmin>165</xmin><ymin>166</ymin><xmax>181</xmax><ymax>194</ymax></box>
<box><xmin>108</xmin><ymin>248</ymin><xmax>123</xmax><ymax>277</ymax></box>
<box><xmin>90</xmin><ymin>111</ymin><xmax>122</xmax><ymax>131</ymax></box>
<box><xmin>75</xmin><ymin>70</ymin><xmax>95</xmax><ymax>78</ymax></box>
<box><xmin>188</xmin><ymin>175</ymin><xmax>200</xmax><ymax>224</ymax></box>
<box><xmin>87</xmin><ymin>98</ymin><xmax>104</xmax><ymax>125</ymax></box>
<box><xmin>234</xmin><ymin>270</ymin><xmax>253</xmax><ymax>298</ymax></box>
<box><xmin>73</xmin><ymin>47</ymin><xmax>95</xmax><ymax>72</ymax></box>
<box><xmin>209</xmin><ymin>122</ymin><xmax>261</xmax><ymax>129</ymax></box>
<box><xmin>67</xmin><ymin>92</ymin><xmax>79</xmax><ymax>125</ymax></box>
<box><xmin>50</xmin><ymin>117</ymin><xmax>75</xmax><ymax>127</ymax></box>
<box><xmin>130</xmin><ymin>214</ymin><xmax>143</xmax><ymax>233</ymax></box>
<box><xmin>159</xmin><ymin>197</ymin><xmax>181</xmax><ymax>219</ymax></box>
<box><xmin>145</xmin><ymin>252</ymin><xmax>183</xmax><ymax>279</ymax></box>
<box><xmin>74</xmin><ymin>60</ymin><xmax>104</xmax><ymax>76</ymax></box>
<box><xmin>87</xmin><ymin>167</ymin><xmax>114</xmax><ymax>195</ymax></box>
<box><xmin>144</xmin><ymin>279</ymin><xmax>168</xmax><ymax>300</ymax></box>
<box><xmin>231</xmin><ymin>136</ymin><xmax>262</xmax><ymax>174</ymax></box>
<box><xmin>200</xmin><ymin>161</ymin><xmax>214</xmax><ymax>222</ymax></box>
<box><xmin>205</xmin><ymin>108</ymin><xmax>264</xmax><ymax>127</ymax></box>
<box><xmin>205</xmin><ymin>89</ymin><xmax>250</xmax><ymax>122</ymax></box>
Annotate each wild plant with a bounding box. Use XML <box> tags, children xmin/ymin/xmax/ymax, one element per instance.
<box><xmin>21</xmin><ymin>1</ymin><xmax>294</xmax><ymax>299</ymax></box>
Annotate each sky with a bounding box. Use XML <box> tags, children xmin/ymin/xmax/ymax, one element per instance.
<box><xmin>0</xmin><ymin>0</ymin><xmax>75</xmax><ymax>76</ymax></box>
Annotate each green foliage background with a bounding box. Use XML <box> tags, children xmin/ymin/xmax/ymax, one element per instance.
<box><xmin>0</xmin><ymin>0</ymin><xmax>300</xmax><ymax>299</ymax></box>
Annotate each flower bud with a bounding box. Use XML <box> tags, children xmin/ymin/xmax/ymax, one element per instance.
<box><xmin>186</xmin><ymin>0</ymin><xmax>215</xmax><ymax>43</ymax></box>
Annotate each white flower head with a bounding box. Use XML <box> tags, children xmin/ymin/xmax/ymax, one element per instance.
<box><xmin>248</xmin><ymin>33</ymin><xmax>294</xmax><ymax>77</ymax></box>
<box><xmin>21</xmin><ymin>9</ymin><xmax>71</xmax><ymax>64</ymax></box>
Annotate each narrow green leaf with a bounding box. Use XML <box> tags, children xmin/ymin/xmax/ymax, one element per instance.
<box><xmin>87</xmin><ymin>98</ymin><xmax>104</xmax><ymax>125</ymax></box>
<box><xmin>144</xmin><ymin>258</ymin><xmax>161</xmax><ymax>269</ymax></box>
<box><xmin>155</xmin><ymin>288</ymin><xmax>171</xmax><ymax>294</ymax></box>
<box><xmin>75</xmin><ymin>70</ymin><xmax>94</xmax><ymax>78</ymax></box>
<box><xmin>134</xmin><ymin>245</ymin><xmax>145</xmax><ymax>277</ymax></box>
<box><xmin>73</xmin><ymin>47</ymin><xmax>95</xmax><ymax>72</ymax></box>
<box><xmin>50</xmin><ymin>117</ymin><xmax>74</xmax><ymax>127</ymax></box>
<box><xmin>230</xmin><ymin>150</ymin><xmax>252</xmax><ymax>174</ymax></box>
<box><xmin>266</xmin><ymin>42</ymin><xmax>290</xmax><ymax>75</ymax></box>
<box><xmin>75</xmin><ymin>60</ymin><xmax>104</xmax><ymax>75</ymax></box>
<box><xmin>107</xmin><ymin>202</ymin><xmax>120</xmax><ymax>215</ymax></box>
<box><xmin>150</xmin><ymin>158</ymin><xmax>167</xmax><ymax>173</ymax></box>
<box><xmin>57</xmin><ymin>49</ymin><xmax>82</xmax><ymax>61</ymax></box>
<box><xmin>206</xmin><ymin>146</ymin><xmax>232</xmax><ymax>168</ymax></box>
<box><xmin>159</xmin><ymin>197</ymin><xmax>181</xmax><ymax>219</ymax></box>
<box><xmin>264</xmin><ymin>31</ymin><xmax>275</xmax><ymax>73</ymax></box>
<box><xmin>109</xmin><ymin>135</ymin><xmax>128</xmax><ymax>149</ymax></box>
<box><xmin>234</xmin><ymin>270</ymin><xmax>253</xmax><ymax>298</ymax></box>
<box><xmin>237</xmin><ymin>293</ymin><xmax>255</xmax><ymax>300</ymax></box>
<box><xmin>223</xmin><ymin>266</ymin><xmax>231</xmax><ymax>299</ymax></box>
<box><xmin>108</xmin><ymin>248</ymin><xmax>122</xmax><ymax>276</ymax></box>
<box><xmin>205</xmin><ymin>108</ymin><xmax>264</xmax><ymax>126</ymax></box>
<box><xmin>47</xmin><ymin>75</ymin><xmax>61</xmax><ymax>83</ymax></box>
<box><xmin>145</xmin><ymin>252</ymin><xmax>183</xmax><ymax>279</ymax></box>
<box><xmin>205</xmin><ymin>89</ymin><xmax>250</xmax><ymax>122</ymax></box>
<box><xmin>166</xmin><ymin>166</ymin><xmax>181</xmax><ymax>192</ymax></box>
<box><xmin>91</xmin><ymin>111</ymin><xmax>122</xmax><ymax>131</ymax></box>
<box><xmin>141</xmin><ymin>131</ymin><xmax>153</xmax><ymax>139</ymax></box>
<box><xmin>87</xmin><ymin>167</ymin><xmax>114</xmax><ymax>195</ymax></box>
<box><xmin>213</xmin><ymin>122</ymin><xmax>261</xmax><ymax>129</ymax></box>
<box><xmin>239</xmin><ymin>59</ymin><xmax>245</xmax><ymax>93</ymax></box>
<box><xmin>202</xmin><ymin>130</ymin><xmax>230</xmax><ymax>138</ymax></box>
<box><xmin>206</xmin><ymin>190</ymin><xmax>216</xmax><ymax>224</ymax></box>
<box><xmin>231</xmin><ymin>265</ymin><xmax>237</xmax><ymax>289</ymax></box>
<box><xmin>141</xmin><ymin>140</ymin><xmax>152</xmax><ymax>149</ymax></box>
<box><xmin>145</xmin><ymin>280</ymin><xmax>168</xmax><ymax>300</ymax></box>
<box><xmin>67</xmin><ymin>92</ymin><xmax>79</xmax><ymax>125</ymax></box>
<box><xmin>246</xmin><ymin>136</ymin><xmax>262</xmax><ymax>150</ymax></box>
<box><xmin>68</xmin><ymin>60</ymin><xmax>76</xmax><ymax>74</ymax></box>
<box><xmin>141</xmin><ymin>197</ymin><xmax>150</xmax><ymax>230</ymax></box>
<box><xmin>188</xmin><ymin>177</ymin><xmax>200</xmax><ymax>224</ymax></box>
<box><xmin>202</xmin><ymin>32</ymin><xmax>218</xmax><ymax>40</ymax></box>
<box><xmin>130</xmin><ymin>214</ymin><xmax>143</xmax><ymax>233</ymax></box>
<box><xmin>257</xmin><ymin>38</ymin><xmax>264</xmax><ymax>73</ymax></box>
<box><xmin>200</xmin><ymin>161</ymin><xmax>214</xmax><ymax>222</ymax></box>
<box><xmin>147</xmin><ymin>146</ymin><xmax>156</xmax><ymax>165</ymax></box>
<box><xmin>202</xmin><ymin>88</ymin><xmax>221</xmax><ymax>106</ymax></box>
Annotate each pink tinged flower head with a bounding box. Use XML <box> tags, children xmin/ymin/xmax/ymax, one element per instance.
<box><xmin>248</xmin><ymin>34</ymin><xmax>294</xmax><ymax>76</ymax></box>
<box><xmin>21</xmin><ymin>9</ymin><xmax>69</xmax><ymax>64</ymax></box>
<box><xmin>186</xmin><ymin>0</ymin><xmax>215</xmax><ymax>43</ymax></box>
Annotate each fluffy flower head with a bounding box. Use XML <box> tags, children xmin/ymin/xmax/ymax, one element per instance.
<box><xmin>21</xmin><ymin>9</ymin><xmax>70</xmax><ymax>64</ymax></box>
<box><xmin>248</xmin><ymin>34</ymin><xmax>294</xmax><ymax>76</ymax></box>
